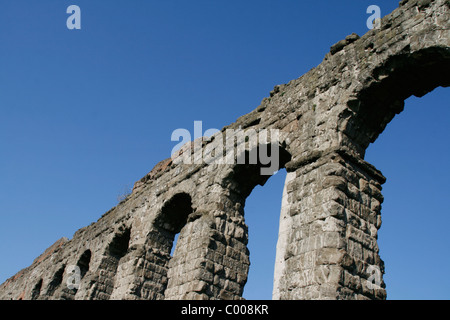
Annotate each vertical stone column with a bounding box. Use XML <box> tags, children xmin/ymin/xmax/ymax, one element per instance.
<box><xmin>109</xmin><ymin>228</ymin><xmax>173</xmax><ymax>300</ymax></box>
<box><xmin>163</xmin><ymin>214</ymin><xmax>217</xmax><ymax>300</ymax></box>
<box><xmin>273</xmin><ymin>151</ymin><xmax>386</xmax><ymax>300</ymax></box>
<box><xmin>332</xmin><ymin>151</ymin><xmax>387</xmax><ymax>300</ymax></box>
<box><xmin>164</xmin><ymin>191</ymin><xmax>249</xmax><ymax>300</ymax></box>
<box><xmin>273</xmin><ymin>171</ymin><xmax>296</xmax><ymax>299</ymax></box>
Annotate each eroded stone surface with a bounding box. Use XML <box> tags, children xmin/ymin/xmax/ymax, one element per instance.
<box><xmin>1</xmin><ymin>0</ymin><xmax>449</xmax><ymax>300</ymax></box>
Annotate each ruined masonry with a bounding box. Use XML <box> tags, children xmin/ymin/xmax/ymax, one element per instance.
<box><xmin>1</xmin><ymin>0</ymin><xmax>449</xmax><ymax>300</ymax></box>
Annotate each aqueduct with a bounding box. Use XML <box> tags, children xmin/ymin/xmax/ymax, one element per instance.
<box><xmin>1</xmin><ymin>0</ymin><xmax>449</xmax><ymax>300</ymax></box>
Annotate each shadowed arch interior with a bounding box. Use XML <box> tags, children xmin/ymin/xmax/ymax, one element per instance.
<box><xmin>155</xmin><ymin>193</ymin><xmax>193</xmax><ymax>234</ymax></box>
<box><xmin>228</xmin><ymin>144</ymin><xmax>292</xmax><ymax>199</ymax></box>
<box><xmin>77</xmin><ymin>249</ymin><xmax>92</xmax><ymax>279</ymax></box>
<box><xmin>222</xmin><ymin>145</ymin><xmax>292</xmax><ymax>298</ymax></box>
<box><xmin>108</xmin><ymin>229</ymin><xmax>131</xmax><ymax>260</ymax></box>
<box><xmin>46</xmin><ymin>265</ymin><xmax>66</xmax><ymax>297</ymax></box>
<box><xmin>30</xmin><ymin>278</ymin><xmax>43</xmax><ymax>300</ymax></box>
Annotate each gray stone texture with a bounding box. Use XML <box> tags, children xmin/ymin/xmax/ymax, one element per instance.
<box><xmin>1</xmin><ymin>0</ymin><xmax>449</xmax><ymax>300</ymax></box>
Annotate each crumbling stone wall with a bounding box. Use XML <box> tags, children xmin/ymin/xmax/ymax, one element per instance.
<box><xmin>1</xmin><ymin>0</ymin><xmax>449</xmax><ymax>300</ymax></box>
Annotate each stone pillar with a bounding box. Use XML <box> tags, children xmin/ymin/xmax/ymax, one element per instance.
<box><xmin>273</xmin><ymin>151</ymin><xmax>386</xmax><ymax>300</ymax></box>
<box><xmin>164</xmin><ymin>191</ymin><xmax>249</xmax><ymax>300</ymax></box>
<box><xmin>273</xmin><ymin>171</ymin><xmax>296</xmax><ymax>299</ymax></box>
<box><xmin>109</xmin><ymin>228</ymin><xmax>173</xmax><ymax>300</ymax></box>
<box><xmin>163</xmin><ymin>214</ymin><xmax>217</xmax><ymax>300</ymax></box>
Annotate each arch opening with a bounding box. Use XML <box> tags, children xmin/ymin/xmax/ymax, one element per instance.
<box><xmin>344</xmin><ymin>46</ymin><xmax>450</xmax><ymax>299</ymax></box>
<box><xmin>242</xmin><ymin>168</ymin><xmax>287</xmax><ymax>300</ymax></box>
<box><xmin>77</xmin><ymin>249</ymin><xmax>92</xmax><ymax>279</ymax></box>
<box><xmin>340</xmin><ymin>45</ymin><xmax>450</xmax><ymax>299</ymax></box>
<box><xmin>344</xmin><ymin>46</ymin><xmax>450</xmax><ymax>155</ymax></box>
<box><xmin>85</xmin><ymin>228</ymin><xmax>131</xmax><ymax>300</ymax></box>
<box><xmin>365</xmin><ymin>86</ymin><xmax>450</xmax><ymax>299</ymax></box>
<box><xmin>152</xmin><ymin>193</ymin><xmax>194</xmax><ymax>298</ymax></box>
<box><xmin>153</xmin><ymin>192</ymin><xmax>194</xmax><ymax>259</ymax></box>
<box><xmin>156</xmin><ymin>193</ymin><xmax>193</xmax><ymax>236</ymax></box>
<box><xmin>225</xmin><ymin>144</ymin><xmax>292</xmax><ymax>299</ymax></box>
<box><xmin>45</xmin><ymin>264</ymin><xmax>66</xmax><ymax>297</ymax></box>
<box><xmin>229</xmin><ymin>144</ymin><xmax>292</xmax><ymax>199</ymax></box>
<box><xmin>31</xmin><ymin>278</ymin><xmax>43</xmax><ymax>300</ymax></box>
<box><xmin>108</xmin><ymin>229</ymin><xmax>131</xmax><ymax>260</ymax></box>
<box><xmin>59</xmin><ymin>250</ymin><xmax>92</xmax><ymax>300</ymax></box>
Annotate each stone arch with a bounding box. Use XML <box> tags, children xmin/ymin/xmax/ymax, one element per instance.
<box><xmin>154</xmin><ymin>192</ymin><xmax>194</xmax><ymax>235</ymax></box>
<box><xmin>1</xmin><ymin>0</ymin><xmax>449</xmax><ymax>301</ymax></box>
<box><xmin>240</xmin><ymin>167</ymin><xmax>289</xmax><ymax>299</ymax></box>
<box><xmin>364</xmin><ymin>86</ymin><xmax>450</xmax><ymax>298</ymax></box>
<box><xmin>107</xmin><ymin>227</ymin><xmax>133</xmax><ymax>299</ymax></box>
<box><xmin>161</xmin><ymin>185</ymin><xmax>239</xmax><ymax>300</ymax></box>
<box><xmin>127</xmin><ymin>192</ymin><xmax>195</xmax><ymax>300</ymax></box>
<box><xmin>156</xmin><ymin>192</ymin><xmax>196</xmax><ymax>298</ymax></box>
<box><xmin>159</xmin><ymin>140</ymin><xmax>293</xmax><ymax>300</ymax></box>
<box><xmin>45</xmin><ymin>264</ymin><xmax>66</xmax><ymax>297</ymax></box>
<box><xmin>336</xmin><ymin>46</ymin><xmax>450</xmax><ymax>298</ymax></box>
<box><xmin>151</xmin><ymin>191</ymin><xmax>194</xmax><ymax>265</ymax></box>
<box><xmin>273</xmin><ymin>40</ymin><xmax>450</xmax><ymax>300</ymax></box>
<box><xmin>77</xmin><ymin>227</ymin><xmax>132</xmax><ymax>300</ymax></box>
<box><xmin>30</xmin><ymin>278</ymin><xmax>43</xmax><ymax>300</ymax></box>
<box><xmin>108</xmin><ymin>229</ymin><xmax>131</xmax><ymax>261</ymax></box>
<box><xmin>227</xmin><ymin>144</ymin><xmax>293</xmax><ymax>200</ymax></box>
<box><xmin>59</xmin><ymin>249</ymin><xmax>93</xmax><ymax>300</ymax></box>
<box><xmin>225</xmin><ymin>143</ymin><xmax>292</xmax><ymax>296</ymax></box>
<box><xmin>169</xmin><ymin>142</ymin><xmax>292</xmax><ymax>300</ymax></box>
<box><xmin>341</xmin><ymin>46</ymin><xmax>450</xmax><ymax>155</ymax></box>
<box><xmin>77</xmin><ymin>249</ymin><xmax>92</xmax><ymax>279</ymax></box>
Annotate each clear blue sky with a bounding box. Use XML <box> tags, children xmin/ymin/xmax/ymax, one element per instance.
<box><xmin>0</xmin><ymin>1</ymin><xmax>448</xmax><ymax>300</ymax></box>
